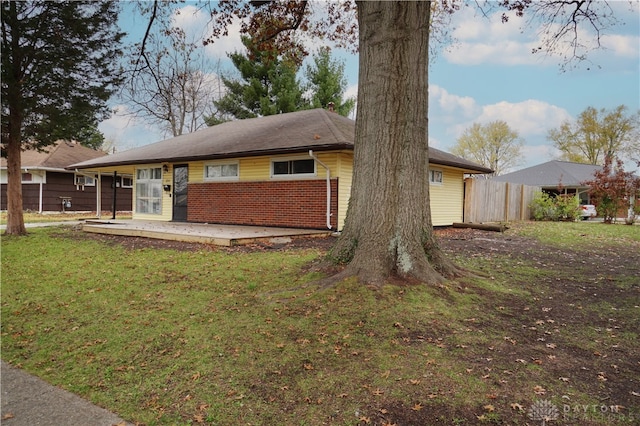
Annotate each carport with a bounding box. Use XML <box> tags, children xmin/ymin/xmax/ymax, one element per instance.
<box><xmin>82</xmin><ymin>220</ymin><xmax>333</xmax><ymax>247</ymax></box>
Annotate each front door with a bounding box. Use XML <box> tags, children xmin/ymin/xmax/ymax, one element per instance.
<box><xmin>173</xmin><ymin>165</ymin><xmax>188</xmax><ymax>221</ymax></box>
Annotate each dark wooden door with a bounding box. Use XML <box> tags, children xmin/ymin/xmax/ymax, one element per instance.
<box><xmin>173</xmin><ymin>165</ymin><xmax>188</xmax><ymax>221</ymax></box>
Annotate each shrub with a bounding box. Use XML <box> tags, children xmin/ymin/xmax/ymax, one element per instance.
<box><xmin>530</xmin><ymin>192</ymin><xmax>556</xmax><ymax>221</ymax></box>
<box><xmin>529</xmin><ymin>192</ymin><xmax>580</xmax><ymax>221</ymax></box>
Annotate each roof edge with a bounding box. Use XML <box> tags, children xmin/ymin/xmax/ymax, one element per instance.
<box><xmin>68</xmin><ymin>144</ymin><xmax>354</xmax><ymax>170</ymax></box>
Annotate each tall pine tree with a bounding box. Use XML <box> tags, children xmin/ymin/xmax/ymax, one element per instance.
<box><xmin>1</xmin><ymin>1</ymin><xmax>124</xmax><ymax>235</ymax></box>
<box><xmin>206</xmin><ymin>35</ymin><xmax>308</xmax><ymax>124</ymax></box>
<box><xmin>305</xmin><ymin>47</ymin><xmax>355</xmax><ymax>117</ymax></box>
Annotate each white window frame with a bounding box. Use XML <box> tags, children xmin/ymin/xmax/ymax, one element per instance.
<box><xmin>429</xmin><ymin>169</ymin><xmax>443</xmax><ymax>185</ymax></box>
<box><xmin>204</xmin><ymin>161</ymin><xmax>239</xmax><ymax>181</ymax></box>
<box><xmin>74</xmin><ymin>173</ymin><xmax>96</xmax><ymax>187</ymax></box>
<box><xmin>135</xmin><ymin>167</ymin><xmax>163</xmax><ymax>215</ymax></box>
<box><xmin>121</xmin><ymin>175</ymin><xmax>133</xmax><ymax>188</ymax></box>
<box><xmin>1</xmin><ymin>170</ymin><xmax>46</xmax><ymax>184</ymax></box>
<box><xmin>271</xmin><ymin>157</ymin><xmax>316</xmax><ymax>179</ymax></box>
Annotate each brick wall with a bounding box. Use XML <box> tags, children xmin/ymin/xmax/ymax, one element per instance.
<box><xmin>187</xmin><ymin>179</ymin><xmax>338</xmax><ymax>229</ymax></box>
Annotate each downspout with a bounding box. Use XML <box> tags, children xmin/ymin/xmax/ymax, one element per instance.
<box><xmin>309</xmin><ymin>150</ymin><xmax>332</xmax><ymax>230</ymax></box>
<box><xmin>96</xmin><ymin>172</ymin><xmax>102</xmax><ymax>219</ymax></box>
<box><xmin>38</xmin><ymin>173</ymin><xmax>43</xmax><ymax>213</ymax></box>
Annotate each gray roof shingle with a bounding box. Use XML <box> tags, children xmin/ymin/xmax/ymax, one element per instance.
<box><xmin>491</xmin><ymin>160</ymin><xmax>601</xmax><ymax>187</ymax></box>
<box><xmin>69</xmin><ymin>109</ymin><xmax>492</xmax><ymax>173</ymax></box>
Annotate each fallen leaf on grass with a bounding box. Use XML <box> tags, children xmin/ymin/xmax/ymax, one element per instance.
<box><xmin>372</xmin><ymin>388</ymin><xmax>384</xmax><ymax>396</ymax></box>
<box><xmin>511</xmin><ymin>403</ymin><xmax>524</xmax><ymax>411</ymax></box>
<box><xmin>533</xmin><ymin>385</ymin><xmax>546</xmax><ymax>395</ymax></box>
<box><xmin>359</xmin><ymin>416</ymin><xmax>371</xmax><ymax>424</ymax></box>
<box><xmin>559</xmin><ymin>377</ymin><xmax>570</xmax><ymax>382</ymax></box>
<box><xmin>409</xmin><ymin>379</ymin><xmax>421</xmax><ymax>385</ymax></box>
<box><xmin>412</xmin><ymin>403</ymin><xmax>423</xmax><ymax>411</ymax></box>
<box><xmin>484</xmin><ymin>404</ymin><xmax>495</xmax><ymax>412</ymax></box>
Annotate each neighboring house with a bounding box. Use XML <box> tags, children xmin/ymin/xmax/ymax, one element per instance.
<box><xmin>1</xmin><ymin>140</ymin><xmax>133</xmax><ymax>213</ymax></box>
<box><xmin>70</xmin><ymin>109</ymin><xmax>492</xmax><ymax>229</ymax></box>
<box><xmin>491</xmin><ymin>160</ymin><xmax>601</xmax><ymax>204</ymax></box>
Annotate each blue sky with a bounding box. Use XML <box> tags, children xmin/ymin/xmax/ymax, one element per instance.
<box><xmin>100</xmin><ymin>2</ymin><xmax>640</xmax><ymax>173</ymax></box>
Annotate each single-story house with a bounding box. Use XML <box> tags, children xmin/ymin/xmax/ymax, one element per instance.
<box><xmin>69</xmin><ymin>109</ymin><xmax>492</xmax><ymax>230</ymax></box>
<box><xmin>491</xmin><ymin>160</ymin><xmax>601</xmax><ymax>204</ymax></box>
<box><xmin>1</xmin><ymin>140</ymin><xmax>132</xmax><ymax>213</ymax></box>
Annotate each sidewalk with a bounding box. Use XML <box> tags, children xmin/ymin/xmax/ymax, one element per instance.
<box><xmin>1</xmin><ymin>361</ymin><xmax>133</xmax><ymax>426</ymax></box>
<box><xmin>0</xmin><ymin>221</ymin><xmax>83</xmax><ymax>230</ymax></box>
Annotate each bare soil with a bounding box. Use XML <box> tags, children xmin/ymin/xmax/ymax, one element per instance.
<box><xmin>71</xmin><ymin>227</ymin><xmax>640</xmax><ymax>425</ymax></box>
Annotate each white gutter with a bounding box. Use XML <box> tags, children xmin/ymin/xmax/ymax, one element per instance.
<box><xmin>308</xmin><ymin>150</ymin><xmax>333</xmax><ymax>230</ymax></box>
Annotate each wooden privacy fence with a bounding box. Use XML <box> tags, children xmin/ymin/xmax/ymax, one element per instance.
<box><xmin>463</xmin><ymin>178</ymin><xmax>540</xmax><ymax>223</ymax></box>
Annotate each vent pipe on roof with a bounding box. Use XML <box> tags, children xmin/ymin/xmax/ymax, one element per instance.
<box><xmin>309</xmin><ymin>150</ymin><xmax>332</xmax><ymax>230</ymax></box>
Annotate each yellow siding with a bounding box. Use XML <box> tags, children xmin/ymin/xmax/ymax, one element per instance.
<box><xmin>429</xmin><ymin>166</ymin><xmax>464</xmax><ymax>226</ymax></box>
<box><xmin>336</xmin><ymin>152</ymin><xmax>353</xmax><ymax>230</ymax></box>
<box><xmin>129</xmin><ymin>155</ymin><xmax>466</xmax><ymax>227</ymax></box>
<box><xmin>189</xmin><ymin>163</ymin><xmax>204</xmax><ymax>183</ymax></box>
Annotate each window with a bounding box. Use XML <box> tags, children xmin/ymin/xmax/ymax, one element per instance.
<box><xmin>74</xmin><ymin>174</ymin><xmax>96</xmax><ymax>186</ymax></box>
<box><xmin>272</xmin><ymin>159</ymin><xmax>315</xmax><ymax>177</ymax></box>
<box><xmin>136</xmin><ymin>167</ymin><xmax>162</xmax><ymax>214</ymax></box>
<box><xmin>121</xmin><ymin>176</ymin><xmax>133</xmax><ymax>188</ymax></box>
<box><xmin>429</xmin><ymin>169</ymin><xmax>443</xmax><ymax>185</ymax></box>
<box><xmin>204</xmin><ymin>162</ymin><xmax>239</xmax><ymax>181</ymax></box>
<box><xmin>22</xmin><ymin>173</ymin><xmax>33</xmax><ymax>183</ymax></box>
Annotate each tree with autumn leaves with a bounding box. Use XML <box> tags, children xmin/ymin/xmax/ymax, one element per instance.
<box><xmin>583</xmin><ymin>156</ymin><xmax>640</xmax><ymax>225</ymax></box>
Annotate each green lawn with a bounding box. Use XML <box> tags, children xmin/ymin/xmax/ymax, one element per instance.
<box><xmin>2</xmin><ymin>223</ymin><xmax>638</xmax><ymax>425</ymax></box>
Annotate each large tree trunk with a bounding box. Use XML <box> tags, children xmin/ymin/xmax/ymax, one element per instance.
<box><xmin>328</xmin><ymin>1</ymin><xmax>462</xmax><ymax>286</ymax></box>
<box><xmin>4</xmin><ymin>133</ymin><xmax>27</xmax><ymax>236</ymax></box>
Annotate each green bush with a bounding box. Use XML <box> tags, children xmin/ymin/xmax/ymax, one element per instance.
<box><xmin>530</xmin><ymin>192</ymin><xmax>556</xmax><ymax>221</ymax></box>
<box><xmin>529</xmin><ymin>192</ymin><xmax>581</xmax><ymax>221</ymax></box>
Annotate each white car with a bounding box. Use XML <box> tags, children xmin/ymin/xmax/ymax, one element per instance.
<box><xmin>580</xmin><ymin>204</ymin><xmax>597</xmax><ymax>220</ymax></box>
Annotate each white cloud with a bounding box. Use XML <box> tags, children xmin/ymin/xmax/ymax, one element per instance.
<box><xmin>601</xmin><ymin>33</ymin><xmax>640</xmax><ymax>58</ymax></box>
<box><xmin>171</xmin><ymin>5</ymin><xmax>245</xmax><ymax>58</ymax></box>
<box><xmin>99</xmin><ymin>105</ymin><xmax>163</xmax><ymax>152</ymax></box>
<box><xmin>522</xmin><ymin>144</ymin><xmax>560</xmax><ymax>164</ymax></box>
<box><xmin>444</xmin><ymin>5</ymin><xmax>639</xmax><ymax>67</ymax></box>
<box><xmin>472</xmin><ymin>100</ymin><xmax>572</xmax><ymax>137</ymax></box>
<box><xmin>445</xmin><ymin>8</ymin><xmax>543</xmax><ymax>66</ymax></box>
<box><xmin>429</xmin><ymin>85</ymin><xmax>478</xmax><ymax>118</ymax></box>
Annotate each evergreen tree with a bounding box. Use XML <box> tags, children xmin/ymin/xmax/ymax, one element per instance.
<box><xmin>305</xmin><ymin>47</ymin><xmax>355</xmax><ymax>117</ymax></box>
<box><xmin>1</xmin><ymin>1</ymin><xmax>124</xmax><ymax>235</ymax></box>
<box><xmin>207</xmin><ymin>36</ymin><xmax>307</xmax><ymax>123</ymax></box>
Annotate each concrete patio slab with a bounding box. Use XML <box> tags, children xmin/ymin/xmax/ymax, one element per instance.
<box><xmin>82</xmin><ymin>220</ymin><xmax>333</xmax><ymax>246</ymax></box>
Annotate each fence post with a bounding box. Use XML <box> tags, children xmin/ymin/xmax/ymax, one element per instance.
<box><xmin>520</xmin><ymin>184</ymin><xmax>526</xmax><ymax>221</ymax></box>
<box><xmin>504</xmin><ymin>182</ymin><xmax>510</xmax><ymax>222</ymax></box>
<box><xmin>464</xmin><ymin>178</ymin><xmax>473</xmax><ymax>223</ymax></box>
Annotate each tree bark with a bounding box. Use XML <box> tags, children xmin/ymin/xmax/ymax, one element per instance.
<box><xmin>328</xmin><ymin>1</ymin><xmax>462</xmax><ymax>286</ymax></box>
<box><xmin>4</xmin><ymin>122</ymin><xmax>27</xmax><ymax>236</ymax></box>
<box><xmin>3</xmin><ymin>0</ymin><xmax>27</xmax><ymax>236</ymax></box>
